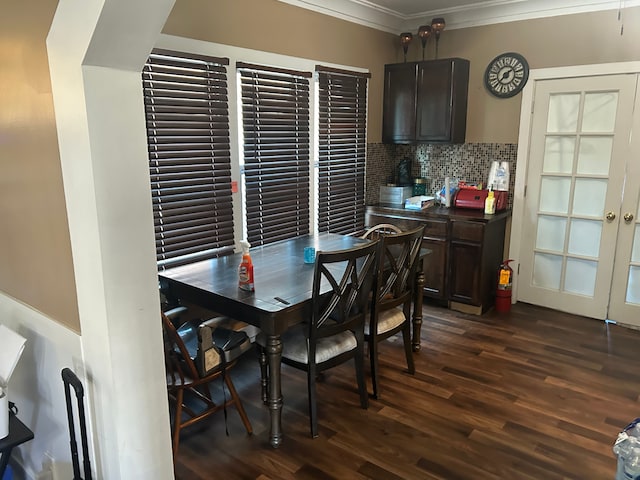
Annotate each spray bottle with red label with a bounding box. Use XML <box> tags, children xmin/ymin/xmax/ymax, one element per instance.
<box><xmin>495</xmin><ymin>259</ymin><xmax>513</xmax><ymax>313</ymax></box>
<box><xmin>238</xmin><ymin>240</ymin><xmax>255</xmax><ymax>291</ymax></box>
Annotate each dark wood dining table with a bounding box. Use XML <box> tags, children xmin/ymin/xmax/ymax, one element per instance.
<box><xmin>158</xmin><ymin>233</ymin><xmax>426</xmax><ymax>447</ymax></box>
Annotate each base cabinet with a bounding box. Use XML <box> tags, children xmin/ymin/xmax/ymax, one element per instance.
<box><xmin>365</xmin><ymin>208</ymin><xmax>448</xmax><ymax>302</ymax></box>
<box><xmin>422</xmin><ymin>237</ymin><xmax>447</xmax><ymax>301</ymax></box>
<box><xmin>365</xmin><ymin>205</ymin><xmax>509</xmax><ymax>314</ymax></box>
<box><xmin>448</xmin><ymin>239</ymin><xmax>482</xmax><ymax>306</ymax></box>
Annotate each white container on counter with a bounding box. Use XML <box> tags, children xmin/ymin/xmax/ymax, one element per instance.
<box><xmin>488</xmin><ymin>161</ymin><xmax>510</xmax><ymax>191</ymax></box>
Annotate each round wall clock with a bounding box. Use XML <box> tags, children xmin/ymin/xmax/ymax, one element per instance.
<box><xmin>484</xmin><ymin>52</ymin><xmax>529</xmax><ymax>98</ymax></box>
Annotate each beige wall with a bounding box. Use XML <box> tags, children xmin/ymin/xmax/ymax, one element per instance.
<box><xmin>3</xmin><ymin>0</ymin><xmax>640</xmax><ymax>334</ymax></box>
<box><xmin>420</xmin><ymin>8</ymin><xmax>640</xmax><ymax>143</ymax></box>
<box><xmin>162</xmin><ymin>0</ymin><xmax>398</xmax><ymax>144</ymax></box>
<box><xmin>165</xmin><ymin>2</ymin><xmax>640</xmax><ymax>145</ymax></box>
<box><xmin>0</xmin><ymin>0</ymin><xmax>79</xmax><ymax>330</ymax></box>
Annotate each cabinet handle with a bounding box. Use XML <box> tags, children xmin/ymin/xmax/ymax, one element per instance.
<box><xmin>606</xmin><ymin>211</ymin><xmax>616</xmax><ymax>221</ymax></box>
<box><xmin>624</xmin><ymin>212</ymin><xmax>634</xmax><ymax>222</ymax></box>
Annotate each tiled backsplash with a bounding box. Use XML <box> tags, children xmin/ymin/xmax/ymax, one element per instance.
<box><xmin>366</xmin><ymin>143</ymin><xmax>518</xmax><ymax>207</ymax></box>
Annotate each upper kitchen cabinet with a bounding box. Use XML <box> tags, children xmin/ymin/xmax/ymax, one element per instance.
<box><xmin>382</xmin><ymin>58</ymin><xmax>470</xmax><ymax>144</ymax></box>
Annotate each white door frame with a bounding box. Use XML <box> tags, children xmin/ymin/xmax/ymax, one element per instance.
<box><xmin>509</xmin><ymin>61</ymin><xmax>640</xmax><ymax>303</ymax></box>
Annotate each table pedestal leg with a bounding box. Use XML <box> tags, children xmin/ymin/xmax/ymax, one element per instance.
<box><xmin>412</xmin><ymin>267</ymin><xmax>425</xmax><ymax>352</ymax></box>
<box><xmin>266</xmin><ymin>334</ymin><xmax>283</xmax><ymax>448</ymax></box>
<box><xmin>259</xmin><ymin>347</ymin><xmax>268</xmax><ymax>405</ymax></box>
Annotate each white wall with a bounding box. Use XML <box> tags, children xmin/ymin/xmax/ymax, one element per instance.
<box><xmin>0</xmin><ymin>0</ymin><xmax>180</xmax><ymax>478</ymax></box>
<box><xmin>0</xmin><ymin>292</ymin><xmax>82</xmax><ymax>479</ymax></box>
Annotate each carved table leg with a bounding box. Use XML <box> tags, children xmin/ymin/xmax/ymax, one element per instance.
<box><xmin>266</xmin><ymin>334</ymin><xmax>283</xmax><ymax>448</ymax></box>
<box><xmin>258</xmin><ymin>346</ymin><xmax>268</xmax><ymax>405</ymax></box>
<box><xmin>412</xmin><ymin>267</ymin><xmax>425</xmax><ymax>352</ymax></box>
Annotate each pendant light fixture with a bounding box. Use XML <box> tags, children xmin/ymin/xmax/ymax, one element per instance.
<box><xmin>418</xmin><ymin>25</ymin><xmax>432</xmax><ymax>60</ymax></box>
<box><xmin>399</xmin><ymin>32</ymin><xmax>413</xmax><ymax>62</ymax></box>
<box><xmin>431</xmin><ymin>17</ymin><xmax>446</xmax><ymax>59</ymax></box>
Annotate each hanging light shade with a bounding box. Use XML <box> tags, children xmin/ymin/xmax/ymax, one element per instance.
<box><xmin>431</xmin><ymin>17</ymin><xmax>446</xmax><ymax>35</ymax></box>
<box><xmin>431</xmin><ymin>17</ymin><xmax>446</xmax><ymax>59</ymax></box>
<box><xmin>399</xmin><ymin>32</ymin><xmax>413</xmax><ymax>62</ymax></box>
<box><xmin>418</xmin><ymin>25</ymin><xmax>432</xmax><ymax>60</ymax></box>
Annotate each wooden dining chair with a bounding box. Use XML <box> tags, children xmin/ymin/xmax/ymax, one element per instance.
<box><xmin>360</xmin><ymin>223</ymin><xmax>402</xmax><ymax>240</ymax></box>
<box><xmin>161</xmin><ymin>308</ymin><xmax>253</xmax><ymax>461</ymax></box>
<box><xmin>367</xmin><ymin>224</ymin><xmax>424</xmax><ymax>399</ymax></box>
<box><xmin>257</xmin><ymin>240</ymin><xmax>379</xmax><ymax>438</ymax></box>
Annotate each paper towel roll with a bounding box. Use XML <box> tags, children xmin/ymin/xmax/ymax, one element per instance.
<box><xmin>496</xmin><ymin>161</ymin><xmax>510</xmax><ymax>191</ymax></box>
<box><xmin>444</xmin><ymin>177</ymin><xmax>451</xmax><ymax>208</ymax></box>
<box><xmin>487</xmin><ymin>161</ymin><xmax>499</xmax><ymax>190</ymax></box>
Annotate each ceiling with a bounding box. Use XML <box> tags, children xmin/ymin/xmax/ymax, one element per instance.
<box><xmin>278</xmin><ymin>0</ymin><xmax>636</xmax><ymax>33</ymax></box>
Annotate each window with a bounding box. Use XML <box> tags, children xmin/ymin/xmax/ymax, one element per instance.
<box><xmin>142</xmin><ymin>42</ymin><xmax>370</xmax><ymax>263</ymax></box>
<box><xmin>317</xmin><ymin>66</ymin><xmax>369</xmax><ymax>234</ymax></box>
<box><xmin>238</xmin><ymin>62</ymin><xmax>312</xmax><ymax>247</ymax></box>
<box><xmin>143</xmin><ymin>49</ymin><xmax>234</xmax><ymax>269</ymax></box>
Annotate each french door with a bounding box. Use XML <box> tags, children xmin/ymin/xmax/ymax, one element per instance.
<box><xmin>608</xmin><ymin>78</ymin><xmax>640</xmax><ymax>326</ymax></box>
<box><xmin>514</xmin><ymin>69</ymin><xmax>640</xmax><ymax>327</ymax></box>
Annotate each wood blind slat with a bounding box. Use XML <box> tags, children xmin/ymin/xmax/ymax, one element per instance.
<box><xmin>317</xmin><ymin>70</ymin><xmax>368</xmax><ymax>235</ymax></box>
<box><xmin>144</xmin><ymin>50</ymin><xmax>234</xmax><ymax>269</ymax></box>
<box><xmin>240</xmin><ymin>65</ymin><xmax>311</xmax><ymax>247</ymax></box>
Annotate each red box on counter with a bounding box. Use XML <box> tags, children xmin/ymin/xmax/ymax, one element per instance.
<box><xmin>453</xmin><ymin>189</ymin><xmax>508</xmax><ymax>211</ymax></box>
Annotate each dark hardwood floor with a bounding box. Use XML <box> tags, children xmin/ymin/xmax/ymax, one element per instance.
<box><xmin>174</xmin><ymin>301</ymin><xmax>640</xmax><ymax>479</ymax></box>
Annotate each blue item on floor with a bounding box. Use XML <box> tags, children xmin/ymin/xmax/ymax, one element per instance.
<box><xmin>2</xmin><ymin>465</ymin><xmax>13</xmax><ymax>480</ymax></box>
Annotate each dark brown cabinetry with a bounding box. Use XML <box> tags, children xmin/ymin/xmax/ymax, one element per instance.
<box><xmin>382</xmin><ymin>58</ymin><xmax>470</xmax><ymax>144</ymax></box>
<box><xmin>420</xmin><ymin>220</ymin><xmax>448</xmax><ymax>300</ymax></box>
<box><xmin>366</xmin><ymin>209</ymin><xmax>449</xmax><ymax>301</ymax></box>
<box><xmin>365</xmin><ymin>205</ymin><xmax>510</xmax><ymax>314</ymax></box>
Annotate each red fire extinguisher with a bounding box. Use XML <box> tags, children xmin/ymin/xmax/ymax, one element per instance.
<box><xmin>495</xmin><ymin>259</ymin><xmax>514</xmax><ymax>313</ymax></box>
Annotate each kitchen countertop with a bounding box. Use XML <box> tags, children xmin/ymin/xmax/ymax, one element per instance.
<box><xmin>369</xmin><ymin>204</ymin><xmax>511</xmax><ymax>223</ymax></box>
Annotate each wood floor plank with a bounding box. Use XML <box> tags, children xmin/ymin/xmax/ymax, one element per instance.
<box><xmin>173</xmin><ymin>301</ymin><xmax>640</xmax><ymax>479</ymax></box>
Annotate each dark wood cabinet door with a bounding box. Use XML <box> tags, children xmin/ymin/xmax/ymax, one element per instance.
<box><xmin>382</xmin><ymin>58</ymin><xmax>469</xmax><ymax>144</ymax></box>
<box><xmin>448</xmin><ymin>240</ymin><xmax>482</xmax><ymax>305</ymax></box>
<box><xmin>382</xmin><ymin>62</ymin><xmax>418</xmax><ymax>144</ymax></box>
<box><xmin>422</xmin><ymin>237</ymin><xmax>447</xmax><ymax>301</ymax></box>
<box><xmin>416</xmin><ymin>59</ymin><xmax>469</xmax><ymax>143</ymax></box>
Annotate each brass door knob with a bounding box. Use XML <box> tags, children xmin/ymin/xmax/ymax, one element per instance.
<box><xmin>624</xmin><ymin>212</ymin><xmax>634</xmax><ymax>222</ymax></box>
<box><xmin>606</xmin><ymin>211</ymin><xmax>616</xmax><ymax>221</ymax></box>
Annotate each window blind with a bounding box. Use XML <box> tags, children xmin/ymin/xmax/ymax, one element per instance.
<box><xmin>238</xmin><ymin>62</ymin><xmax>311</xmax><ymax>247</ymax></box>
<box><xmin>316</xmin><ymin>66</ymin><xmax>369</xmax><ymax>235</ymax></box>
<box><xmin>143</xmin><ymin>49</ymin><xmax>234</xmax><ymax>269</ymax></box>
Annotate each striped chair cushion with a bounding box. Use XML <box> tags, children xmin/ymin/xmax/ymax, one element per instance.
<box><xmin>365</xmin><ymin>307</ymin><xmax>405</xmax><ymax>335</ymax></box>
<box><xmin>278</xmin><ymin>323</ymin><xmax>357</xmax><ymax>365</ymax></box>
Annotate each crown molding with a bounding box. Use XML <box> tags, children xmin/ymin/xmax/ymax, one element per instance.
<box><xmin>278</xmin><ymin>0</ymin><xmax>405</xmax><ymax>32</ymax></box>
<box><xmin>279</xmin><ymin>0</ymin><xmax>640</xmax><ymax>33</ymax></box>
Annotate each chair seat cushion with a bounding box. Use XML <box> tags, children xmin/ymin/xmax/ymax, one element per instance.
<box><xmin>201</xmin><ymin>316</ymin><xmax>261</xmax><ymax>344</ymax></box>
<box><xmin>263</xmin><ymin>324</ymin><xmax>357</xmax><ymax>365</ymax></box>
<box><xmin>366</xmin><ymin>307</ymin><xmax>406</xmax><ymax>335</ymax></box>
<box><xmin>176</xmin><ymin>322</ymin><xmax>199</xmax><ymax>357</ymax></box>
<box><xmin>177</xmin><ymin>317</ymin><xmax>252</xmax><ymax>364</ymax></box>
<box><xmin>210</xmin><ymin>327</ymin><xmax>252</xmax><ymax>363</ymax></box>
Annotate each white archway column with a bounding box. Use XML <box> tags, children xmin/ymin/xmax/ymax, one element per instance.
<box><xmin>47</xmin><ymin>0</ymin><xmax>175</xmax><ymax>477</ymax></box>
